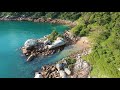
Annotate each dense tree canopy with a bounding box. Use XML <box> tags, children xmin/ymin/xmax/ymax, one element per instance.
<box><xmin>71</xmin><ymin>12</ymin><xmax>120</xmax><ymax>78</ymax></box>
<box><xmin>0</xmin><ymin>12</ymin><xmax>81</xmax><ymax>21</ymax></box>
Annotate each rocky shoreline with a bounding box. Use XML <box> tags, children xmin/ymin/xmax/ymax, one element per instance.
<box><xmin>33</xmin><ymin>35</ymin><xmax>92</xmax><ymax>78</ymax></box>
<box><xmin>21</xmin><ymin>30</ymin><xmax>79</xmax><ymax>61</ymax></box>
<box><xmin>20</xmin><ymin>29</ymin><xmax>91</xmax><ymax>78</ymax></box>
<box><xmin>0</xmin><ymin>17</ymin><xmax>77</xmax><ymax>27</ymax></box>
<box><xmin>34</xmin><ymin>51</ymin><xmax>91</xmax><ymax>78</ymax></box>
<box><xmin>19</xmin><ymin>25</ymin><xmax>91</xmax><ymax>78</ymax></box>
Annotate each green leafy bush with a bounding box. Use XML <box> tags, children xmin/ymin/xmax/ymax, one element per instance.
<box><xmin>66</xmin><ymin>58</ymin><xmax>76</xmax><ymax>65</ymax></box>
<box><xmin>47</xmin><ymin>29</ymin><xmax>59</xmax><ymax>42</ymax></box>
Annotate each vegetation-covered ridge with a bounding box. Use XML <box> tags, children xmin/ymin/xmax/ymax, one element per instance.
<box><xmin>0</xmin><ymin>12</ymin><xmax>81</xmax><ymax>21</ymax></box>
<box><xmin>71</xmin><ymin>12</ymin><xmax>120</xmax><ymax>78</ymax></box>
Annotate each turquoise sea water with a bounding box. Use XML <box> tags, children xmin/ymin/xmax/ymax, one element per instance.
<box><xmin>0</xmin><ymin>21</ymin><xmax>71</xmax><ymax>78</ymax></box>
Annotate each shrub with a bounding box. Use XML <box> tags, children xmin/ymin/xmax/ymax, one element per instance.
<box><xmin>66</xmin><ymin>58</ymin><xmax>76</xmax><ymax>65</ymax></box>
<box><xmin>47</xmin><ymin>29</ymin><xmax>59</xmax><ymax>42</ymax></box>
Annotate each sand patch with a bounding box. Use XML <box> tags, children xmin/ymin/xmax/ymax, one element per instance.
<box><xmin>74</xmin><ymin>37</ymin><xmax>91</xmax><ymax>51</ymax></box>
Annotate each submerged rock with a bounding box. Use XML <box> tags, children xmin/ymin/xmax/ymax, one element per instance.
<box><xmin>27</xmin><ymin>54</ymin><xmax>35</xmax><ymax>61</ymax></box>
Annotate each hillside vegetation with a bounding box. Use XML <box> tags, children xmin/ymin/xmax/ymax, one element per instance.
<box><xmin>71</xmin><ymin>12</ymin><xmax>120</xmax><ymax>78</ymax></box>
<box><xmin>0</xmin><ymin>12</ymin><xmax>81</xmax><ymax>21</ymax></box>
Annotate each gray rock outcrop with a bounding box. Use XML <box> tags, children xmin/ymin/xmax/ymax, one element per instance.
<box><xmin>59</xmin><ymin>70</ymin><xmax>67</xmax><ymax>78</ymax></box>
<box><xmin>64</xmin><ymin>68</ymin><xmax>71</xmax><ymax>75</ymax></box>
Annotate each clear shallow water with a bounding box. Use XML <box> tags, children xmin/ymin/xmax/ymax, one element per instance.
<box><xmin>0</xmin><ymin>21</ymin><xmax>72</xmax><ymax>78</ymax></box>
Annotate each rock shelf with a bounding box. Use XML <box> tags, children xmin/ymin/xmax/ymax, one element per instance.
<box><xmin>34</xmin><ymin>52</ymin><xmax>91</xmax><ymax>78</ymax></box>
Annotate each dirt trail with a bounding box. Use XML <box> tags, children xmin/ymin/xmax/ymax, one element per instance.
<box><xmin>76</xmin><ymin>37</ymin><xmax>90</xmax><ymax>48</ymax></box>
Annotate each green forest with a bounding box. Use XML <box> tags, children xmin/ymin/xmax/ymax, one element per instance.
<box><xmin>0</xmin><ymin>12</ymin><xmax>81</xmax><ymax>21</ymax></box>
<box><xmin>1</xmin><ymin>12</ymin><xmax>120</xmax><ymax>78</ymax></box>
<box><xmin>71</xmin><ymin>12</ymin><xmax>120</xmax><ymax>78</ymax></box>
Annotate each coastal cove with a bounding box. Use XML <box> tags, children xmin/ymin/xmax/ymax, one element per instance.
<box><xmin>0</xmin><ymin>21</ymin><xmax>71</xmax><ymax>78</ymax></box>
<box><xmin>0</xmin><ymin>12</ymin><xmax>119</xmax><ymax>78</ymax></box>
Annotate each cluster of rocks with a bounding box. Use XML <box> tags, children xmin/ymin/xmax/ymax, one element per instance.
<box><xmin>34</xmin><ymin>59</ymin><xmax>72</xmax><ymax>78</ymax></box>
<box><xmin>0</xmin><ymin>17</ymin><xmax>76</xmax><ymax>27</ymax></box>
<box><xmin>21</xmin><ymin>30</ymin><xmax>80</xmax><ymax>62</ymax></box>
<box><xmin>33</xmin><ymin>18</ymin><xmax>77</xmax><ymax>27</ymax></box>
<box><xmin>63</xmin><ymin>30</ymin><xmax>79</xmax><ymax>45</ymax></box>
<box><xmin>73</xmin><ymin>54</ymin><xmax>91</xmax><ymax>78</ymax></box>
<box><xmin>34</xmin><ymin>53</ymin><xmax>91</xmax><ymax>78</ymax></box>
<box><xmin>21</xmin><ymin>37</ymin><xmax>66</xmax><ymax>61</ymax></box>
<box><xmin>81</xmin><ymin>49</ymin><xmax>90</xmax><ymax>56</ymax></box>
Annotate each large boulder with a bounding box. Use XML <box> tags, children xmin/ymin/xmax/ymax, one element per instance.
<box><xmin>34</xmin><ymin>72</ymin><xmax>43</xmax><ymax>78</ymax></box>
<box><xmin>59</xmin><ymin>70</ymin><xmax>67</xmax><ymax>78</ymax></box>
<box><xmin>64</xmin><ymin>68</ymin><xmax>71</xmax><ymax>75</ymax></box>
<box><xmin>73</xmin><ymin>59</ymin><xmax>91</xmax><ymax>78</ymax></box>
<box><xmin>82</xmin><ymin>61</ymin><xmax>89</xmax><ymax>69</ymax></box>
<box><xmin>44</xmin><ymin>39</ymin><xmax>51</xmax><ymax>45</ymax></box>
<box><xmin>24</xmin><ymin>39</ymin><xmax>37</xmax><ymax>48</ymax></box>
<box><xmin>56</xmin><ymin>63</ymin><xmax>63</xmax><ymax>71</ymax></box>
<box><xmin>48</xmin><ymin>37</ymin><xmax>66</xmax><ymax>49</ymax></box>
<box><xmin>74</xmin><ymin>59</ymin><xmax>83</xmax><ymax>71</ymax></box>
